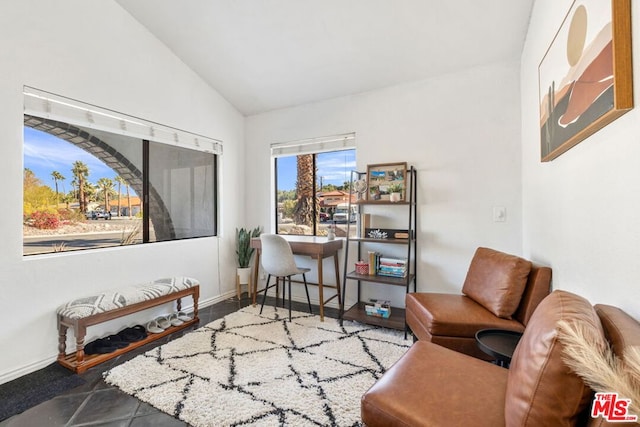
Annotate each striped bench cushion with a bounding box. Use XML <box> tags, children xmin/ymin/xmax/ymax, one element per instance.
<box><xmin>56</xmin><ymin>277</ymin><xmax>199</xmax><ymax>320</ymax></box>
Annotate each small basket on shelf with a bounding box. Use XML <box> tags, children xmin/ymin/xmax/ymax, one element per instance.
<box><xmin>355</xmin><ymin>261</ymin><xmax>369</xmax><ymax>275</ymax></box>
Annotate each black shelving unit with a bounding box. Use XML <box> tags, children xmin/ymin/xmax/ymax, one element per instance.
<box><xmin>339</xmin><ymin>166</ymin><xmax>417</xmax><ymax>331</ymax></box>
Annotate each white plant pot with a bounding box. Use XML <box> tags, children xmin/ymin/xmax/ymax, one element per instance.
<box><xmin>237</xmin><ymin>267</ymin><xmax>252</xmax><ymax>285</ymax></box>
<box><xmin>390</xmin><ymin>192</ymin><xmax>401</xmax><ymax>202</ymax></box>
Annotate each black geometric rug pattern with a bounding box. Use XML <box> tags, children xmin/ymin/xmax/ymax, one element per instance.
<box><xmin>104</xmin><ymin>305</ymin><xmax>410</xmax><ymax>426</ymax></box>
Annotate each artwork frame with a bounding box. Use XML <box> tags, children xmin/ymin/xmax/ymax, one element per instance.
<box><xmin>538</xmin><ymin>0</ymin><xmax>633</xmax><ymax>162</ymax></box>
<box><xmin>366</xmin><ymin>162</ymin><xmax>407</xmax><ymax>202</ymax></box>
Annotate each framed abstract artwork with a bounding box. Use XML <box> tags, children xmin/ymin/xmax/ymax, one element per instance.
<box><xmin>538</xmin><ymin>0</ymin><xmax>633</xmax><ymax>162</ymax></box>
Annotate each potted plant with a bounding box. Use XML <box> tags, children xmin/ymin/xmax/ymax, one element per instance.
<box><xmin>387</xmin><ymin>183</ymin><xmax>403</xmax><ymax>202</ymax></box>
<box><xmin>236</xmin><ymin>227</ymin><xmax>262</xmax><ymax>287</ymax></box>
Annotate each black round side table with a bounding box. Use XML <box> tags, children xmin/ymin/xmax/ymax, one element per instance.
<box><xmin>475</xmin><ymin>329</ymin><xmax>523</xmax><ymax>368</ymax></box>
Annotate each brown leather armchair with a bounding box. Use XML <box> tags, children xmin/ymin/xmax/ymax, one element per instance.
<box><xmin>362</xmin><ymin>291</ymin><xmax>640</xmax><ymax>426</ymax></box>
<box><xmin>406</xmin><ymin>247</ymin><xmax>552</xmax><ymax>360</ymax></box>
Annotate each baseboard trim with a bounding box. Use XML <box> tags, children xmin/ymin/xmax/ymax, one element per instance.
<box><xmin>0</xmin><ymin>357</ymin><xmax>58</xmax><ymax>385</ymax></box>
<box><xmin>198</xmin><ymin>290</ymin><xmax>237</xmax><ymax>309</ymax></box>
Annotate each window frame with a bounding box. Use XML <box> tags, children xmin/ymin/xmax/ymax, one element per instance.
<box><xmin>22</xmin><ymin>88</ymin><xmax>221</xmax><ymax>256</ymax></box>
<box><xmin>272</xmin><ymin>134</ymin><xmax>356</xmax><ymax>237</ymax></box>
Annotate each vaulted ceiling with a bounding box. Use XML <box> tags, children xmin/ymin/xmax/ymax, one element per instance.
<box><xmin>116</xmin><ymin>0</ymin><xmax>534</xmax><ymax>116</ymax></box>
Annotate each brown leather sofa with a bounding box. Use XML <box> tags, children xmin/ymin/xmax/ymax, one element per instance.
<box><xmin>362</xmin><ymin>290</ymin><xmax>640</xmax><ymax>426</ymax></box>
<box><xmin>406</xmin><ymin>247</ymin><xmax>552</xmax><ymax>360</ymax></box>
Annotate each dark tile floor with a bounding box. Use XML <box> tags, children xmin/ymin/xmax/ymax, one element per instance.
<box><xmin>1</xmin><ymin>294</ymin><xmax>339</xmax><ymax>427</ymax></box>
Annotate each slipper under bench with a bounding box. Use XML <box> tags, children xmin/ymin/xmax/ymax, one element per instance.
<box><xmin>56</xmin><ymin>277</ymin><xmax>200</xmax><ymax>374</ymax></box>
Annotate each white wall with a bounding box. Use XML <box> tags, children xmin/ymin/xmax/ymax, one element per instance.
<box><xmin>0</xmin><ymin>1</ymin><xmax>244</xmax><ymax>383</ymax></box>
<box><xmin>245</xmin><ymin>61</ymin><xmax>524</xmax><ymax>308</ymax></box>
<box><xmin>521</xmin><ymin>0</ymin><xmax>640</xmax><ymax>318</ymax></box>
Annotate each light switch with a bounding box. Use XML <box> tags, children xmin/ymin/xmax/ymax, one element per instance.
<box><xmin>493</xmin><ymin>206</ymin><xmax>506</xmax><ymax>222</ymax></box>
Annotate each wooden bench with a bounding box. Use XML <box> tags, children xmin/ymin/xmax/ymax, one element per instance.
<box><xmin>56</xmin><ymin>277</ymin><xmax>200</xmax><ymax>373</ymax></box>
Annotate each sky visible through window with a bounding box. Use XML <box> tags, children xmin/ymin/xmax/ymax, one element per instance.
<box><xmin>277</xmin><ymin>149</ymin><xmax>356</xmax><ymax>191</ymax></box>
<box><xmin>25</xmin><ymin>127</ymin><xmax>356</xmax><ymax>194</ymax></box>
<box><xmin>24</xmin><ymin>127</ymin><xmax>121</xmax><ymax>192</ymax></box>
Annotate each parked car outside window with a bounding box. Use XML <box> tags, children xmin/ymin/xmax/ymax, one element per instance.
<box><xmin>333</xmin><ymin>203</ymin><xmax>357</xmax><ymax>223</ymax></box>
<box><xmin>85</xmin><ymin>210</ymin><xmax>112</xmax><ymax>220</ymax></box>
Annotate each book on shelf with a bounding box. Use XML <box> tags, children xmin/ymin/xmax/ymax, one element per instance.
<box><xmin>377</xmin><ymin>270</ymin><xmax>407</xmax><ymax>278</ymax></box>
<box><xmin>358</xmin><ymin>213</ymin><xmax>371</xmax><ymax>238</ymax></box>
<box><xmin>367</xmin><ymin>251</ymin><xmax>379</xmax><ymax>275</ymax></box>
<box><xmin>379</xmin><ymin>257</ymin><xmax>407</xmax><ymax>267</ymax></box>
<box><xmin>378</xmin><ymin>256</ymin><xmax>408</xmax><ymax>277</ymax></box>
<box><xmin>362</xmin><ymin>253</ymin><xmax>408</xmax><ymax>278</ymax></box>
<box><xmin>378</xmin><ymin>267</ymin><xmax>405</xmax><ymax>273</ymax></box>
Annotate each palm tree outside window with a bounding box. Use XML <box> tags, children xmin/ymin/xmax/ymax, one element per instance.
<box><xmin>273</xmin><ymin>134</ymin><xmax>356</xmax><ymax>238</ymax></box>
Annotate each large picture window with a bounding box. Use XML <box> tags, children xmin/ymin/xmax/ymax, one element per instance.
<box><xmin>273</xmin><ymin>134</ymin><xmax>356</xmax><ymax>237</ymax></box>
<box><xmin>22</xmin><ymin>88</ymin><xmax>220</xmax><ymax>256</ymax></box>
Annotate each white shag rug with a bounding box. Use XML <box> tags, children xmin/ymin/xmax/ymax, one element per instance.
<box><xmin>104</xmin><ymin>305</ymin><xmax>411</xmax><ymax>427</ymax></box>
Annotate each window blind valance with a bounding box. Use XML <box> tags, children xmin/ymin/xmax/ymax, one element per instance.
<box><xmin>23</xmin><ymin>86</ymin><xmax>222</xmax><ymax>155</ymax></box>
<box><xmin>270</xmin><ymin>133</ymin><xmax>355</xmax><ymax>157</ymax></box>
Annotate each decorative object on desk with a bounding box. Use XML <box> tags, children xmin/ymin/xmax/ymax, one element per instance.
<box><xmin>236</xmin><ymin>227</ymin><xmax>262</xmax><ymax>295</ymax></box>
<box><xmin>366</xmin><ymin>162</ymin><xmax>407</xmax><ymax>201</ymax></box>
<box><xmin>367</xmin><ymin>229</ymin><xmax>388</xmax><ymax>239</ymax></box>
<box><xmin>538</xmin><ymin>0</ymin><xmax>633</xmax><ymax>162</ymax></box>
<box><xmin>365</xmin><ymin>299</ymin><xmax>391</xmax><ymax>318</ymax></box>
<box><xmin>355</xmin><ymin>261</ymin><xmax>369</xmax><ymax>275</ymax></box>
<box><xmin>353</xmin><ymin>178</ymin><xmax>368</xmax><ymax>201</ymax></box>
<box><xmin>365</xmin><ymin>228</ymin><xmax>409</xmax><ymax>239</ymax></box>
<box><xmin>327</xmin><ymin>223</ymin><xmax>335</xmax><ymax>240</ymax></box>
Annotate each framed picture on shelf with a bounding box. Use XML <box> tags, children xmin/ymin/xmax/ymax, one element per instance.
<box><xmin>366</xmin><ymin>162</ymin><xmax>407</xmax><ymax>202</ymax></box>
